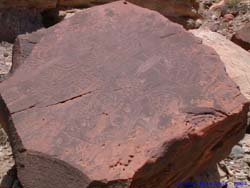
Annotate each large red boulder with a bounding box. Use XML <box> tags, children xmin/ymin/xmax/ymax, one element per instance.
<box><xmin>0</xmin><ymin>2</ymin><xmax>248</xmax><ymax>188</ymax></box>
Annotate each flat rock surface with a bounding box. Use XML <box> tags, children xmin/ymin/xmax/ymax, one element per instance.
<box><xmin>0</xmin><ymin>2</ymin><xmax>249</xmax><ymax>188</ymax></box>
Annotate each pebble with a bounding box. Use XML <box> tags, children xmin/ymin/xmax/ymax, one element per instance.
<box><xmin>195</xmin><ymin>19</ymin><xmax>203</xmax><ymax>28</ymax></box>
<box><xmin>223</xmin><ymin>13</ymin><xmax>235</xmax><ymax>21</ymax></box>
<box><xmin>230</xmin><ymin>145</ymin><xmax>244</xmax><ymax>159</ymax></box>
<box><xmin>212</xmin><ymin>14</ymin><xmax>218</xmax><ymax>20</ymax></box>
<box><xmin>227</xmin><ymin>182</ymin><xmax>235</xmax><ymax>188</ymax></box>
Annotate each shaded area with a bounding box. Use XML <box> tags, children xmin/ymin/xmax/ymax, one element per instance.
<box><xmin>0</xmin><ymin>166</ymin><xmax>22</xmax><ymax>188</ymax></box>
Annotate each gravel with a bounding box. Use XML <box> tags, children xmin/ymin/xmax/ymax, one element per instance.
<box><xmin>0</xmin><ymin>128</ymin><xmax>14</xmax><ymax>186</ymax></box>
<box><xmin>0</xmin><ymin>42</ymin><xmax>12</xmax><ymax>76</ymax></box>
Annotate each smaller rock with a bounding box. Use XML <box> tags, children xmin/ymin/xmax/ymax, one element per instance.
<box><xmin>232</xmin><ymin>23</ymin><xmax>250</xmax><ymax>51</ymax></box>
<box><xmin>195</xmin><ymin>19</ymin><xmax>203</xmax><ymax>28</ymax></box>
<box><xmin>187</xmin><ymin>18</ymin><xmax>196</xmax><ymax>29</ymax></box>
<box><xmin>212</xmin><ymin>14</ymin><xmax>218</xmax><ymax>20</ymax></box>
<box><xmin>235</xmin><ymin>172</ymin><xmax>247</xmax><ymax>180</ymax></box>
<box><xmin>223</xmin><ymin>13</ymin><xmax>234</xmax><ymax>22</ymax></box>
<box><xmin>244</xmin><ymin>157</ymin><xmax>250</xmax><ymax>166</ymax></box>
<box><xmin>230</xmin><ymin>145</ymin><xmax>244</xmax><ymax>159</ymax></box>
<box><xmin>217</xmin><ymin>164</ymin><xmax>227</xmax><ymax>177</ymax></box>
<box><xmin>210</xmin><ymin>22</ymin><xmax>220</xmax><ymax>31</ymax></box>
<box><xmin>3</xmin><ymin>53</ymin><xmax>8</xmax><ymax>58</ymax></box>
<box><xmin>227</xmin><ymin>182</ymin><xmax>235</xmax><ymax>188</ymax></box>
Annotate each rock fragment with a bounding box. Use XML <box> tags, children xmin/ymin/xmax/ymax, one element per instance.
<box><xmin>232</xmin><ymin>23</ymin><xmax>250</xmax><ymax>51</ymax></box>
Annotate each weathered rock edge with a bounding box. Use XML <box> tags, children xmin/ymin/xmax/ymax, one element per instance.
<box><xmin>0</xmin><ymin>97</ymin><xmax>248</xmax><ymax>188</ymax></box>
<box><xmin>190</xmin><ymin>29</ymin><xmax>250</xmax><ymax>101</ymax></box>
<box><xmin>0</xmin><ymin>2</ymin><xmax>249</xmax><ymax>188</ymax></box>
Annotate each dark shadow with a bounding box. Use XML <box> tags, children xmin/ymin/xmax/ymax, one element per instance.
<box><xmin>177</xmin><ymin>165</ymin><xmax>222</xmax><ymax>188</ymax></box>
<box><xmin>41</xmin><ymin>9</ymin><xmax>61</xmax><ymax>28</ymax></box>
<box><xmin>0</xmin><ymin>166</ymin><xmax>23</xmax><ymax>188</ymax></box>
<box><xmin>0</xmin><ymin>9</ymin><xmax>43</xmax><ymax>43</ymax></box>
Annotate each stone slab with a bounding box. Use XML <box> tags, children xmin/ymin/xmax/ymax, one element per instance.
<box><xmin>0</xmin><ymin>2</ymin><xmax>249</xmax><ymax>188</ymax></box>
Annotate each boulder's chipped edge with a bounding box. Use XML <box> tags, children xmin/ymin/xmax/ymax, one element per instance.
<box><xmin>0</xmin><ymin>93</ymin><xmax>249</xmax><ymax>188</ymax></box>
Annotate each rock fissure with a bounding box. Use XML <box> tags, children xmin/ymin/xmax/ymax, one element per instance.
<box><xmin>45</xmin><ymin>90</ymin><xmax>97</xmax><ymax>107</ymax></box>
<box><xmin>10</xmin><ymin>104</ymin><xmax>37</xmax><ymax>115</ymax></box>
<box><xmin>159</xmin><ymin>32</ymin><xmax>181</xmax><ymax>39</ymax></box>
<box><xmin>186</xmin><ymin>107</ymin><xmax>229</xmax><ymax>117</ymax></box>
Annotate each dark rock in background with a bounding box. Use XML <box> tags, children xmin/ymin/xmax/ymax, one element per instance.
<box><xmin>1</xmin><ymin>0</ymin><xmax>200</xmax><ymax>29</ymax></box>
<box><xmin>0</xmin><ymin>0</ymin><xmax>56</xmax><ymax>9</ymax></box>
<box><xmin>0</xmin><ymin>9</ymin><xmax>43</xmax><ymax>43</ymax></box>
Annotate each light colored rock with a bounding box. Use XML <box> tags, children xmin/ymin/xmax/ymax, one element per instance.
<box><xmin>190</xmin><ymin>29</ymin><xmax>250</xmax><ymax>100</ymax></box>
<box><xmin>0</xmin><ymin>125</ymin><xmax>14</xmax><ymax>186</ymax></box>
<box><xmin>217</xmin><ymin>164</ymin><xmax>227</xmax><ymax>177</ymax></box>
<box><xmin>230</xmin><ymin>145</ymin><xmax>244</xmax><ymax>159</ymax></box>
<box><xmin>0</xmin><ymin>42</ymin><xmax>12</xmax><ymax>76</ymax></box>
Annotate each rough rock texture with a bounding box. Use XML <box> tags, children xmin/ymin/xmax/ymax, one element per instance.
<box><xmin>0</xmin><ymin>9</ymin><xmax>43</xmax><ymax>43</ymax></box>
<box><xmin>10</xmin><ymin>29</ymin><xmax>45</xmax><ymax>77</ymax></box>
<box><xmin>190</xmin><ymin>29</ymin><xmax>250</xmax><ymax>133</ymax></box>
<box><xmin>0</xmin><ymin>2</ymin><xmax>249</xmax><ymax>188</ymax></box>
<box><xmin>232</xmin><ymin>23</ymin><xmax>250</xmax><ymax>51</ymax></box>
<box><xmin>190</xmin><ymin>29</ymin><xmax>250</xmax><ymax>100</ymax></box>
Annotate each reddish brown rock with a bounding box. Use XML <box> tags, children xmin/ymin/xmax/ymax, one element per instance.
<box><xmin>223</xmin><ymin>13</ymin><xmax>234</xmax><ymax>22</ymax></box>
<box><xmin>0</xmin><ymin>2</ymin><xmax>249</xmax><ymax>188</ymax></box>
<box><xmin>232</xmin><ymin>24</ymin><xmax>250</xmax><ymax>51</ymax></box>
<box><xmin>10</xmin><ymin>29</ymin><xmax>46</xmax><ymax>76</ymax></box>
